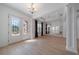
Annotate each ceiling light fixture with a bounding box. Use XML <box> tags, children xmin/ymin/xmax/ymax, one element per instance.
<box><xmin>28</xmin><ymin>3</ymin><xmax>37</xmax><ymax>14</ymax></box>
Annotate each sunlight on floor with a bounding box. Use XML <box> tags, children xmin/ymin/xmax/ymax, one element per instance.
<box><xmin>25</xmin><ymin>39</ymin><xmax>37</xmax><ymax>43</ymax></box>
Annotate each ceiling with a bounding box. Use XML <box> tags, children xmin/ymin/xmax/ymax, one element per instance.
<box><xmin>32</xmin><ymin>3</ymin><xmax>67</xmax><ymax>18</ymax></box>
<box><xmin>3</xmin><ymin>3</ymin><xmax>67</xmax><ymax>21</ymax></box>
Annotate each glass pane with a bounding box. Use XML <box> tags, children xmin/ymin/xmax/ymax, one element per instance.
<box><xmin>37</xmin><ymin>23</ymin><xmax>41</xmax><ymax>34</ymax></box>
<box><xmin>10</xmin><ymin>16</ymin><xmax>20</xmax><ymax>36</ymax></box>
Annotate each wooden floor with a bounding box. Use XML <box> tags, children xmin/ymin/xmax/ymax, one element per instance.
<box><xmin>0</xmin><ymin>35</ymin><xmax>77</xmax><ymax>55</ymax></box>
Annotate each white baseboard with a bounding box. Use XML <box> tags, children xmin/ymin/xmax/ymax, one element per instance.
<box><xmin>66</xmin><ymin>46</ymin><xmax>78</xmax><ymax>54</ymax></box>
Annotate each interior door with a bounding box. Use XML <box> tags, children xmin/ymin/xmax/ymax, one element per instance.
<box><xmin>35</xmin><ymin>20</ymin><xmax>38</xmax><ymax>38</ymax></box>
<box><xmin>8</xmin><ymin>15</ymin><xmax>22</xmax><ymax>44</ymax></box>
<box><xmin>41</xmin><ymin>22</ymin><xmax>43</xmax><ymax>36</ymax></box>
<box><xmin>46</xmin><ymin>24</ymin><xmax>47</xmax><ymax>34</ymax></box>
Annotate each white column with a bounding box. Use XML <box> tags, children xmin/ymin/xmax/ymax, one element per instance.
<box><xmin>30</xmin><ymin>18</ymin><xmax>35</xmax><ymax>39</ymax></box>
<box><xmin>66</xmin><ymin>5</ymin><xmax>77</xmax><ymax>53</ymax></box>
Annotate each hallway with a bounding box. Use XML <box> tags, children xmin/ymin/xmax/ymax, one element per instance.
<box><xmin>0</xmin><ymin>3</ymin><xmax>79</xmax><ymax>55</ymax></box>
<box><xmin>0</xmin><ymin>35</ymin><xmax>76</xmax><ymax>55</ymax></box>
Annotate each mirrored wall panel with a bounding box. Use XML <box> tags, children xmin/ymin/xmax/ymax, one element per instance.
<box><xmin>23</xmin><ymin>20</ymin><xmax>28</xmax><ymax>34</ymax></box>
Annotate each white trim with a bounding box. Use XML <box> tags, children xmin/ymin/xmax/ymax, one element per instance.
<box><xmin>66</xmin><ymin>46</ymin><xmax>78</xmax><ymax>54</ymax></box>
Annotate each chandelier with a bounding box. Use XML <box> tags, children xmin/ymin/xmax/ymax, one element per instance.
<box><xmin>28</xmin><ymin>3</ymin><xmax>37</xmax><ymax>14</ymax></box>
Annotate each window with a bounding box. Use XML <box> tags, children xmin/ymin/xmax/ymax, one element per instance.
<box><xmin>47</xmin><ymin>25</ymin><xmax>50</xmax><ymax>34</ymax></box>
<box><xmin>10</xmin><ymin>16</ymin><xmax>21</xmax><ymax>36</ymax></box>
<box><xmin>37</xmin><ymin>23</ymin><xmax>41</xmax><ymax>34</ymax></box>
<box><xmin>52</xmin><ymin>26</ymin><xmax>59</xmax><ymax>33</ymax></box>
